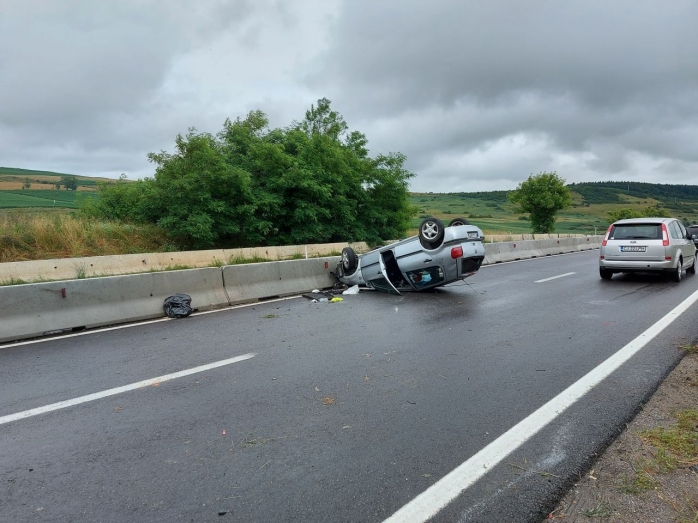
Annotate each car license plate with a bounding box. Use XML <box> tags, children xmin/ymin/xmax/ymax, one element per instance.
<box><xmin>620</xmin><ymin>246</ymin><xmax>646</xmax><ymax>252</ymax></box>
<box><xmin>468</xmin><ymin>231</ymin><xmax>479</xmax><ymax>239</ymax></box>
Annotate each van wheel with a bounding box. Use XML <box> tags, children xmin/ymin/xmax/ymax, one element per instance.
<box><xmin>688</xmin><ymin>257</ymin><xmax>696</xmax><ymax>275</ymax></box>
<box><xmin>599</xmin><ymin>268</ymin><xmax>613</xmax><ymax>280</ymax></box>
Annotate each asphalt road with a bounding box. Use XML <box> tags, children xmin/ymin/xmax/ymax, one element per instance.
<box><xmin>1</xmin><ymin>250</ymin><xmax>697</xmax><ymax>523</ymax></box>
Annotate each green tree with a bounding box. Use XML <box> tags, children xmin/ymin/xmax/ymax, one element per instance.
<box><xmin>61</xmin><ymin>175</ymin><xmax>78</xmax><ymax>190</ymax></box>
<box><xmin>607</xmin><ymin>204</ymin><xmax>669</xmax><ymax>223</ymax></box>
<box><xmin>607</xmin><ymin>208</ymin><xmax>643</xmax><ymax>222</ymax></box>
<box><xmin>81</xmin><ymin>99</ymin><xmax>415</xmax><ymax>249</ymax></box>
<box><xmin>22</xmin><ymin>177</ymin><xmax>31</xmax><ymax>189</ymax></box>
<box><xmin>509</xmin><ymin>172</ymin><xmax>572</xmax><ymax>233</ymax></box>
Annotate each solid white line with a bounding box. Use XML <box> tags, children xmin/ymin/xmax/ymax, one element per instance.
<box><xmin>0</xmin><ymin>352</ymin><xmax>256</xmax><ymax>426</ymax></box>
<box><xmin>383</xmin><ymin>288</ymin><xmax>698</xmax><ymax>523</ymax></box>
<box><xmin>0</xmin><ymin>296</ymin><xmax>301</xmax><ymax>349</ymax></box>
<box><xmin>535</xmin><ymin>272</ymin><xmax>576</xmax><ymax>283</ymax></box>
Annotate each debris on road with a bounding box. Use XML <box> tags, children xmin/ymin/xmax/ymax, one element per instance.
<box><xmin>303</xmin><ymin>290</ymin><xmax>346</xmax><ymax>303</ymax></box>
<box><xmin>342</xmin><ymin>285</ymin><xmax>360</xmax><ymax>295</ymax></box>
<box><xmin>163</xmin><ymin>293</ymin><xmax>193</xmax><ymax>318</ymax></box>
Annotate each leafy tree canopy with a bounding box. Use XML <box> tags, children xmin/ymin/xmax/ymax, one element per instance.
<box><xmin>81</xmin><ymin>98</ymin><xmax>415</xmax><ymax>249</ymax></box>
<box><xmin>61</xmin><ymin>175</ymin><xmax>78</xmax><ymax>191</ymax></box>
<box><xmin>508</xmin><ymin>172</ymin><xmax>572</xmax><ymax>233</ymax></box>
<box><xmin>607</xmin><ymin>204</ymin><xmax>669</xmax><ymax>223</ymax></box>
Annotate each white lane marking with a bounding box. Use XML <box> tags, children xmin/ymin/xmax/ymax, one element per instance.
<box><xmin>0</xmin><ymin>296</ymin><xmax>301</xmax><ymax>349</ymax></box>
<box><xmin>0</xmin><ymin>353</ymin><xmax>256</xmax><ymax>426</ymax></box>
<box><xmin>383</xmin><ymin>288</ymin><xmax>698</xmax><ymax>523</ymax></box>
<box><xmin>535</xmin><ymin>272</ymin><xmax>576</xmax><ymax>283</ymax></box>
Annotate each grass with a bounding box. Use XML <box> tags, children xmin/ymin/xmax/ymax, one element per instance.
<box><xmin>0</xmin><ymin>190</ymin><xmax>97</xmax><ymax>208</ymax></box>
<box><xmin>0</xmin><ymin>210</ymin><xmax>171</xmax><ymax>262</ymax></box>
<box><xmin>580</xmin><ymin>502</ymin><xmax>615</xmax><ymax>518</ymax></box>
<box><xmin>0</xmin><ymin>277</ymin><xmax>28</xmax><ymax>286</ymax></box>
<box><xmin>680</xmin><ymin>344</ymin><xmax>698</xmax><ymax>355</ymax></box>
<box><xmin>622</xmin><ymin>466</ymin><xmax>661</xmax><ymax>495</ymax></box>
<box><xmin>228</xmin><ymin>254</ymin><xmax>270</xmax><ymax>265</ymax></box>
<box><xmin>640</xmin><ymin>410</ymin><xmax>698</xmax><ymax>468</ymax></box>
<box><xmin>621</xmin><ymin>409</ymin><xmax>698</xmax><ymax>496</ymax></box>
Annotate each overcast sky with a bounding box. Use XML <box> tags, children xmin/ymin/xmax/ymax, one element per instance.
<box><xmin>1</xmin><ymin>0</ymin><xmax>697</xmax><ymax>192</ymax></box>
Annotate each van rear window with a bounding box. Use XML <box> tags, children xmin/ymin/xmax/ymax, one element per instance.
<box><xmin>610</xmin><ymin>224</ymin><xmax>662</xmax><ymax>240</ymax></box>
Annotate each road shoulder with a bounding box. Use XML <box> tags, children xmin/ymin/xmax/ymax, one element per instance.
<box><xmin>549</xmin><ymin>349</ymin><xmax>698</xmax><ymax>522</ymax></box>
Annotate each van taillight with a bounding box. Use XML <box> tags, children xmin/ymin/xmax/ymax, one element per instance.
<box><xmin>451</xmin><ymin>246</ymin><xmax>463</xmax><ymax>259</ymax></box>
<box><xmin>662</xmin><ymin>223</ymin><xmax>670</xmax><ymax>246</ymax></box>
<box><xmin>602</xmin><ymin>225</ymin><xmax>613</xmax><ymax>247</ymax></box>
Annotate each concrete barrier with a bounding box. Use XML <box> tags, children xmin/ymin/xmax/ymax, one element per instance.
<box><xmin>483</xmin><ymin>236</ymin><xmax>602</xmax><ymax>265</ymax></box>
<box><xmin>223</xmin><ymin>257</ymin><xmax>340</xmax><ymax>305</ymax></box>
<box><xmin>0</xmin><ymin>242</ymin><xmax>369</xmax><ymax>283</ymax></box>
<box><xmin>0</xmin><ymin>268</ymin><xmax>229</xmax><ymax>344</ymax></box>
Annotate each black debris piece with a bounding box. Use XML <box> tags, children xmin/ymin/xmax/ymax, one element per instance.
<box><xmin>302</xmin><ymin>291</ymin><xmax>337</xmax><ymax>301</ymax></box>
<box><xmin>163</xmin><ymin>293</ymin><xmax>193</xmax><ymax>318</ymax></box>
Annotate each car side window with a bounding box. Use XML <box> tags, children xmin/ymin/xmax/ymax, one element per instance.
<box><xmin>669</xmin><ymin>221</ymin><xmax>681</xmax><ymax>240</ymax></box>
<box><xmin>677</xmin><ymin>221</ymin><xmax>687</xmax><ymax>238</ymax></box>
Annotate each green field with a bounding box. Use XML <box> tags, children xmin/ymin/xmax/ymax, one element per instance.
<box><xmin>409</xmin><ymin>184</ymin><xmax>698</xmax><ymax>235</ymax></box>
<box><xmin>0</xmin><ymin>190</ymin><xmax>97</xmax><ymax>209</ymax></box>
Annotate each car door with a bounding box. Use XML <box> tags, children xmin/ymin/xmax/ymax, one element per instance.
<box><xmin>675</xmin><ymin>221</ymin><xmax>695</xmax><ymax>266</ymax></box>
<box><xmin>359</xmin><ymin>249</ymin><xmax>401</xmax><ymax>295</ymax></box>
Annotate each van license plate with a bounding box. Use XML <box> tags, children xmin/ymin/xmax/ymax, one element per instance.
<box><xmin>620</xmin><ymin>246</ymin><xmax>646</xmax><ymax>252</ymax></box>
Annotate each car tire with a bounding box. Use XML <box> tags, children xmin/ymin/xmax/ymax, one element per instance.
<box><xmin>341</xmin><ymin>247</ymin><xmax>358</xmax><ymax>275</ymax></box>
<box><xmin>448</xmin><ymin>217</ymin><xmax>470</xmax><ymax>227</ymax></box>
<box><xmin>688</xmin><ymin>256</ymin><xmax>696</xmax><ymax>275</ymax></box>
<box><xmin>599</xmin><ymin>268</ymin><xmax>613</xmax><ymax>280</ymax></box>
<box><xmin>672</xmin><ymin>258</ymin><xmax>683</xmax><ymax>282</ymax></box>
<box><xmin>419</xmin><ymin>217</ymin><xmax>445</xmax><ymax>249</ymax></box>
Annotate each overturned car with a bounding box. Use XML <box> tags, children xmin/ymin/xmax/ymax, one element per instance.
<box><xmin>336</xmin><ymin>217</ymin><xmax>486</xmax><ymax>294</ymax></box>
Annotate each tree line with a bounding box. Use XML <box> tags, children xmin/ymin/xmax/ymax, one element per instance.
<box><xmin>81</xmin><ymin>99</ymin><xmax>415</xmax><ymax>249</ymax></box>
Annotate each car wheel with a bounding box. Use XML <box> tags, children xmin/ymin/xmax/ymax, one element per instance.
<box><xmin>672</xmin><ymin>258</ymin><xmax>683</xmax><ymax>282</ymax></box>
<box><xmin>599</xmin><ymin>268</ymin><xmax>613</xmax><ymax>280</ymax></box>
<box><xmin>341</xmin><ymin>247</ymin><xmax>358</xmax><ymax>275</ymax></box>
<box><xmin>419</xmin><ymin>217</ymin><xmax>445</xmax><ymax>249</ymax></box>
<box><xmin>448</xmin><ymin>217</ymin><xmax>470</xmax><ymax>227</ymax></box>
<box><xmin>688</xmin><ymin>256</ymin><xmax>696</xmax><ymax>275</ymax></box>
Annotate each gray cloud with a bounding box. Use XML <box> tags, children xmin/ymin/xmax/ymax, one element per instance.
<box><xmin>1</xmin><ymin>0</ymin><xmax>696</xmax><ymax>191</ymax></box>
<box><xmin>309</xmin><ymin>0</ymin><xmax>698</xmax><ymax>191</ymax></box>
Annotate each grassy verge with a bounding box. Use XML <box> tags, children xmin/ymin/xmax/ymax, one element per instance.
<box><xmin>0</xmin><ymin>210</ymin><xmax>172</xmax><ymax>262</ymax></box>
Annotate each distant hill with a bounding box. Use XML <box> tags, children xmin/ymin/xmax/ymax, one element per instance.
<box><xmin>0</xmin><ymin>167</ymin><xmax>116</xmax><ymax>185</ymax></box>
<box><xmin>409</xmin><ymin>181</ymin><xmax>698</xmax><ymax>234</ymax></box>
<box><xmin>0</xmin><ymin>168</ymin><xmax>118</xmax><ymax>209</ymax></box>
<box><xmin>568</xmin><ymin>181</ymin><xmax>698</xmax><ymax>205</ymax></box>
<box><xmin>0</xmin><ymin>167</ymin><xmax>79</xmax><ymax>178</ymax></box>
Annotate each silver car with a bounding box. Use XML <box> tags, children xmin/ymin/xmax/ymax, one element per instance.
<box><xmin>336</xmin><ymin>217</ymin><xmax>485</xmax><ymax>294</ymax></box>
<box><xmin>599</xmin><ymin>217</ymin><xmax>697</xmax><ymax>282</ymax></box>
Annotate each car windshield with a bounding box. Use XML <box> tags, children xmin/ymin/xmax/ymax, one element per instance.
<box><xmin>610</xmin><ymin>224</ymin><xmax>662</xmax><ymax>240</ymax></box>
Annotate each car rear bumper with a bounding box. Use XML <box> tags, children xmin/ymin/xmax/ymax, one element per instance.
<box><xmin>599</xmin><ymin>259</ymin><xmax>675</xmax><ymax>272</ymax></box>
